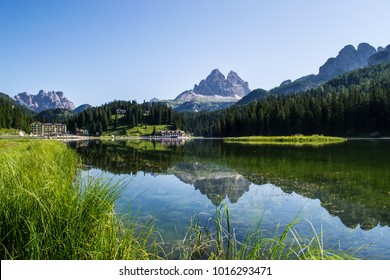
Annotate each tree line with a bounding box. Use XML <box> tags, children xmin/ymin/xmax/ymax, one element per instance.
<box><xmin>0</xmin><ymin>94</ymin><xmax>32</xmax><ymax>132</ymax></box>
<box><xmin>181</xmin><ymin>62</ymin><xmax>390</xmax><ymax>137</ymax></box>
<box><xmin>2</xmin><ymin>62</ymin><xmax>390</xmax><ymax>137</ymax></box>
<box><xmin>66</xmin><ymin>100</ymin><xmax>185</xmax><ymax>135</ymax></box>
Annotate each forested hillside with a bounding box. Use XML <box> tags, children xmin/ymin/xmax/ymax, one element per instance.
<box><xmin>67</xmin><ymin>100</ymin><xmax>184</xmax><ymax>135</ymax></box>
<box><xmin>3</xmin><ymin>61</ymin><xmax>390</xmax><ymax>138</ymax></box>
<box><xmin>0</xmin><ymin>93</ymin><xmax>32</xmax><ymax>132</ymax></box>
<box><xmin>34</xmin><ymin>108</ymin><xmax>74</xmax><ymax>123</ymax></box>
<box><xmin>181</xmin><ymin>62</ymin><xmax>390</xmax><ymax>137</ymax></box>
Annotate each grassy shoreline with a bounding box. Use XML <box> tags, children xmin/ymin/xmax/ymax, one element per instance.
<box><xmin>224</xmin><ymin>134</ymin><xmax>347</xmax><ymax>145</ymax></box>
<box><xmin>0</xmin><ymin>139</ymin><xmax>355</xmax><ymax>260</ymax></box>
<box><xmin>0</xmin><ymin>140</ymin><xmax>155</xmax><ymax>260</ymax></box>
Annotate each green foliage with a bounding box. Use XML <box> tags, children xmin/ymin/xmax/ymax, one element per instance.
<box><xmin>0</xmin><ymin>140</ymin><xmax>157</xmax><ymax>260</ymax></box>
<box><xmin>34</xmin><ymin>108</ymin><xmax>74</xmax><ymax>123</ymax></box>
<box><xmin>0</xmin><ymin>94</ymin><xmax>33</xmax><ymax>132</ymax></box>
<box><xmin>177</xmin><ymin>204</ymin><xmax>355</xmax><ymax>260</ymax></box>
<box><xmin>124</xmin><ymin>124</ymin><xmax>173</xmax><ymax>137</ymax></box>
<box><xmin>67</xmin><ymin>100</ymin><xmax>184</xmax><ymax>136</ymax></box>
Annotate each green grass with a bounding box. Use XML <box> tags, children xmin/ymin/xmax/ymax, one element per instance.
<box><xmin>102</xmin><ymin>124</ymin><xmax>173</xmax><ymax>137</ymax></box>
<box><xmin>224</xmin><ymin>134</ymin><xmax>347</xmax><ymax>145</ymax></box>
<box><xmin>125</xmin><ymin>124</ymin><xmax>173</xmax><ymax>137</ymax></box>
<box><xmin>0</xmin><ymin>128</ymin><xmax>22</xmax><ymax>136</ymax></box>
<box><xmin>0</xmin><ymin>140</ymin><xmax>157</xmax><ymax>260</ymax></box>
<box><xmin>0</xmin><ymin>140</ymin><xmax>356</xmax><ymax>260</ymax></box>
<box><xmin>176</xmin><ymin>204</ymin><xmax>357</xmax><ymax>260</ymax></box>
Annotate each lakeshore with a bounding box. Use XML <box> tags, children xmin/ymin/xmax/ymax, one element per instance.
<box><xmin>0</xmin><ymin>139</ymin><xmax>362</xmax><ymax>260</ymax></box>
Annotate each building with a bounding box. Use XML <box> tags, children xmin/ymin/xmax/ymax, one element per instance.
<box><xmin>31</xmin><ymin>122</ymin><xmax>67</xmax><ymax>136</ymax></box>
<box><xmin>116</xmin><ymin>108</ymin><xmax>127</xmax><ymax>115</ymax></box>
<box><xmin>157</xmin><ymin>130</ymin><xmax>186</xmax><ymax>138</ymax></box>
<box><xmin>76</xmin><ymin>128</ymin><xmax>89</xmax><ymax>136</ymax></box>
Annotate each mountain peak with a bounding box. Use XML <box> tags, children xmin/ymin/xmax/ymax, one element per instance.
<box><xmin>357</xmin><ymin>42</ymin><xmax>376</xmax><ymax>53</ymax></box>
<box><xmin>314</xmin><ymin>43</ymin><xmax>378</xmax><ymax>82</ymax></box>
<box><xmin>172</xmin><ymin>69</ymin><xmax>250</xmax><ymax>111</ymax></box>
<box><xmin>189</xmin><ymin>69</ymin><xmax>250</xmax><ymax>99</ymax></box>
<box><xmin>227</xmin><ymin>70</ymin><xmax>241</xmax><ymax>82</ymax></box>
<box><xmin>13</xmin><ymin>90</ymin><xmax>75</xmax><ymax>112</ymax></box>
<box><xmin>209</xmin><ymin>68</ymin><xmax>224</xmax><ymax>76</ymax></box>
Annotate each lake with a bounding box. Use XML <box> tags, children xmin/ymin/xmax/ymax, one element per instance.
<box><xmin>68</xmin><ymin>138</ymin><xmax>390</xmax><ymax>259</ymax></box>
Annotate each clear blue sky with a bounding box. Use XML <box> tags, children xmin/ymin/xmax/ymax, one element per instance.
<box><xmin>1</xmin><ymin>0</ymin><xmax>389</xmax><ymax>106</ymax></box>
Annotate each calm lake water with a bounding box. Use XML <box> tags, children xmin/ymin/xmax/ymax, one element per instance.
<box><xmin>68</xmin><ymin>138</ymin><xmax>390</xmax><ymax>259</ymax></box>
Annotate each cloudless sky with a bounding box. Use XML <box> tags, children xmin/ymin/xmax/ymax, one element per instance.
<box><xmin>1</xmin><ymin>0</ymin><xmax>390</xmax><ymax>106</ymax></box>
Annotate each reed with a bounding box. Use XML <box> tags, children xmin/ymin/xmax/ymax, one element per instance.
<box><xmin>0</xmin><ymin>140</ymin><xmax>157</xmax><ymax>260</ymax></box>
<box><xmin>176</xmin><ymin>204</ymin><xmax>356</xmax><ymax>260</ymax></box>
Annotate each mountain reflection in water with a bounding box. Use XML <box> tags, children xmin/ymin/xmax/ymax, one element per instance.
<box><xmin>68</xmin><ymin>138</ymin><xmax>390</xmax><ymax>232</ymax></box>
<box><xmin>170</xmin><ymin>162</ymin><xmax>251</xmax><ymax>205</ymax></box>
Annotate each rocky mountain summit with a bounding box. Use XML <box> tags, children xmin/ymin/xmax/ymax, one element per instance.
<box><xmin>193</xmin><ymin>69</ymin><xmax>250</xmax><ymax>98</ymax></box>
<box><xmin>14</xmin><ymin>90</ymin><xmax>76</xmax><ymax>112</ymax></box>
<box><xmin>315</xmin><ymin>43</ymin><xmax>376</xmax><ymax>82</ymax></box>
<box><xmin>175</xmin><ymin>69</ymin><xmax>250</xmax><ymax>102</ymax></box>
<box><xmin>167</xmin><ymin>69</ymin><xmax>250</xmax><ymax>112</ymax></box>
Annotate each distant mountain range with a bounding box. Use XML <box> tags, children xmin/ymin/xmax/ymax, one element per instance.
<box><xmin>3</xmin><ymin>42</ymin><xmax>390</xmax><ymax>114</ymax></box>
<box><xmin>14</xmin><ymin>90</ymin><xmax>76</xmax><ymax>112</ymax></box>
<box><xmin>1</xmin><ymin>90</ymin><xmax>91</xmax><ymax>114</ymax></box>
<box><xmin>239</xmin><ymin>42</ymin><xmax>390</xmax><ymax>105</ymax></box>
<box><xmin>154</xmin><ymin>42</ymin><xmax>390</xmax><ymax>111</ymax></box>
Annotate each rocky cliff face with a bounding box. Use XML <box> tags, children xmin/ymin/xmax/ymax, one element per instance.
<box><xmin>193</xmin><ymin>69</ymin><xmax>250</xmax><ymax>98</ymax></box>
<box><xmin>315</xmin><ymin>43</ymin><xmax>376</xmax><ymax>82</ymax></box>
<box><xmin>268</xmin><ymin>42</ymin><xmax>387</xmax><ymax>96</ymax></box>
<box><xmin>14</xmin><ymin>90</ymin><xmax>76</xmax><ymax>112</ymax></box>
<box><xmin>368</xmin><ymin>44</ymin><xmax>390</xmax><ymax>65</ymax></box>
<box><xmin>239</xmin><ymin>42</ymin><xmax>389</xmax><ymax>106</ymax></box>
<box><xmin>174</xmin><ymin>69</ymin><xmax>250</xmax><ymax>102</ymax></box>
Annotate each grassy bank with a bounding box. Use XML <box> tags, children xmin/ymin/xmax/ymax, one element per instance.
<box><xmin>0</xmin><ymin>140</ymin><xmax>156</xmax><ymax>260</ymax></box>
<box><xmin>0</xmin><ymin>139</ymin><xmax>355</xmax><ymax>260</ymax></box>
<box><xmin>224</xmin><ymin>134</ymin><xmax>347</xmax><ymax>145</ymax></box>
